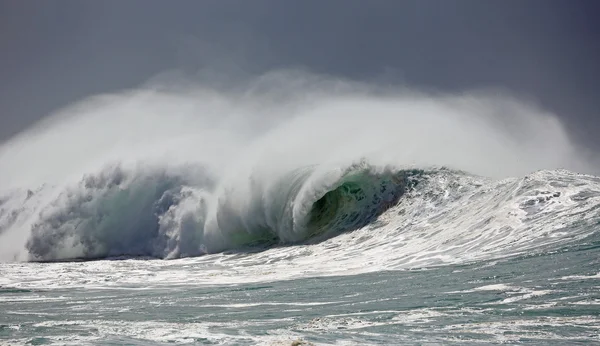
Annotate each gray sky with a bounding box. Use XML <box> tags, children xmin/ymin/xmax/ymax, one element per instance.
<box><xmin>1</xmin><ymin>0</ymin><xmax>599</xmax><ymax>148</ymax></box>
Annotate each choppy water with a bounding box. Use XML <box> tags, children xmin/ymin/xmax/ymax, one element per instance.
<box><xmin>1</xmin><ymin>238</ymin><xmax>599</xmax><ymax>345</ymax></box>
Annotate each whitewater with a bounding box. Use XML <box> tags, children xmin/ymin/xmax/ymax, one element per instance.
<box><xmin>1</xmin><ymin>72</ymin><xmax>599</xmax><ymax>345</ymax></box>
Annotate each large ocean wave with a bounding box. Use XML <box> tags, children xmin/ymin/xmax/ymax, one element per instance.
<box><xmin>0</xmin><ymin>71</ymin><xmax>598</xmax><ymax>263</ymax></box>
<box><xmin>1</xmin><ymin>163</ymin><xmax>598</xmax><ymax>265</ymax></box>
<box><xmin>17</xmin><ymin>162</ymin><xmax>415</xmax><ymax>261</ymax></box>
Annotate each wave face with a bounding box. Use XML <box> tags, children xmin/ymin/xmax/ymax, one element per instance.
<box><xmin>0</xmin><ymin>71</ymin><xmax>598</xmax><ymax>264</ymax></box>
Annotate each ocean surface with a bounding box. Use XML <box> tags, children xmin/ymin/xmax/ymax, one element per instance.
<box><xmin>1</xmin><ymin>168</ymin><xmax>599</xmax><ymax>345</ymax></box>
<box><xmin>2</xmin><ymin>77</ymin><xmax>600</xmax><ymax>344</ymax></box>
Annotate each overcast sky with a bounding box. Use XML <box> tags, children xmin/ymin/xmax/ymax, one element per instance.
<box><xmin>1</xmin><ymin>0</ymin><xmax>599</xmax><ymax>148</ymax></box>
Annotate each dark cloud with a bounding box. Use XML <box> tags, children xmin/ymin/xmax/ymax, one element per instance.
<box><xmin>1</xmin><ymin>0</ymin><xmax>599</xmax><ymax>148</ymax></box>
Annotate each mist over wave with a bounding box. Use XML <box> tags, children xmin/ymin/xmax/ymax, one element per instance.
<box><xmin>0</xmin><ymin>70</ymin><xmax>597</xmax><ymax>262</ymax></box>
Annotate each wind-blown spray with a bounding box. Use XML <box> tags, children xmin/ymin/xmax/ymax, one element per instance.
<box><xmin>0</xmin><ymin>71</ymin><xmax>596</xmax><ymax>262</ymax></box>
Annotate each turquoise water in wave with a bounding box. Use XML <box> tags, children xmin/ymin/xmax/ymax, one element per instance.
<box><xmin>1</xmin><ymin>235</ymin><xmax>599</xmax><ymax>345</ymax></box>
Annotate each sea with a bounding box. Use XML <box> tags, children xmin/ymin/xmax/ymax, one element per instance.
<box><xmin>0</xmin><ymin>75</ymin><xmax>599</xmax><ymax>345</ymax></box>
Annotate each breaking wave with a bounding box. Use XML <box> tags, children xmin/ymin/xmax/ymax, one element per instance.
<box><xmin>4</xmin><ymin>163</ymin><xmax>599</xmax><ymax>265</ymax></box>
<box><xmin>21</xmin><ymin>162</ymin><xmax>419</xmax><ymax>261</ymax></box>
<box><xmin>0</xmin><ymin>71</ymin><xmax>598</xmax><ymax>263</ymax></box>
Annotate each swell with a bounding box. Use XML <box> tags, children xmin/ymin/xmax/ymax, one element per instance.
<box><xmin>19</xmin><ymin>162</ymin><xmax>419</xmax><ymax>261</ymax></box>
